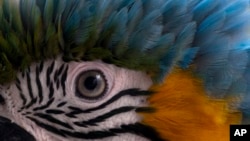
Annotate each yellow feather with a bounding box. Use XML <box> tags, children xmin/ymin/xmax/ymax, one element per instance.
<box><xmin>141</xmin><ymin>69</ymin><xmax>241</xmax><ymax>141</ymax></box>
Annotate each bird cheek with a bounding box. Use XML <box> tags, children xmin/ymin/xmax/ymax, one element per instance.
<box><xmin>113</xmin><ymin>68</ymin><xmax>152</xmax><ymax>90</ymax></box>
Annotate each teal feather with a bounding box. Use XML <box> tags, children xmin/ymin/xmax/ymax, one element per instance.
<box><xmin>158</xmin><ymin>22</ymin><xmax>196</xmax><ymax>81</ymax></box>
<box><xmin>129</xmin><ymin>10</ymin><xmax>163</xmax><ymax>51</ymax></box>
<box><xmin>161</xmin><ymin>0</ymin><xmax>193</xmax><ymax>34</ymax></box>
<box><xmin>101</xmin><ymin>8</ymin><xmax>128</xmax><ymax>50</ymax></box>
<box><xmin>190</xmin><ymin>0</ymin><xmax>250</xmax><ymax>123</ymax></box>
<box><xmin>127</xmin><ymin>0</ymin><xmax>143</xmax><ymax>33</ymax></box>
<box><xmin>192</xmin><ymin>0</ymin><xmax>218</xmax><ymax>24</ymax></box>
<box><xmin>179</xmin><ymin>47</ymin><xmax>199</xmax><ymax>69</ymax></box>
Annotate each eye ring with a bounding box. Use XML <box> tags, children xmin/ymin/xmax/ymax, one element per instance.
<box><xmin>75</xmin><ymin>69</ymin><xmax>108</xmax><ymax>100</ymax></box>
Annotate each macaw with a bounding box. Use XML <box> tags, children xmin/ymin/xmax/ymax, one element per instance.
<box><xmin>0</xmin><ymin>0</ymin><xmax>250</xmax><ymax>141</ymax></box>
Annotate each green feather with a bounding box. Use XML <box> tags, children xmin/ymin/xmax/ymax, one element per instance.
<box><xmin>0</xmin><ymin>53</ymin><xmax>15</xmax><ymax>84</ymax></box>
<box><xmin>0</xmin><ymin>0</ymin><xmax>195</xmax><ymax>84</ymax></box>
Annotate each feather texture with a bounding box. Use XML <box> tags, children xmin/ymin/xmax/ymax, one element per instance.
<box><xmin>142</xmin><ymin>69</ymin><xmax>242</xmax><ymax>141</ymax></box>
<box><xmin>1</xmin><ymin>0</ymin><xmax>250</xmax><ymax>124</ymax></box>
<box><xmin>190</xmin><ymin>0</ymin><xmax>250</xmax><ymax>122</ymax></box>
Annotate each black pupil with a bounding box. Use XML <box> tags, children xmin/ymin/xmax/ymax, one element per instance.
<box><xmin>84</xmin><ymin>76</ymin><xmax>98</xmax><ymax>90</ymax></box>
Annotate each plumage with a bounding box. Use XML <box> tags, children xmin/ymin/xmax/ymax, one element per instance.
<box><xmin>0</xmin><ymin>0</ymin><xmax>250</xmax><ymax>140</ymax></box>
<box><xmin>142</xmin><ymin>69</ymin><xmax>242</xmax><ymax>141</ymax></box>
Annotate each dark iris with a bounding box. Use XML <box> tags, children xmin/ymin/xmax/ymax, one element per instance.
<box><xmin>84</xmin><ymin>76</ymin><xmax>98</xmax><ymax>90</ymax></box>
<box><xmin>76</xmin><ymin>70</ymin><xmax>107</xmax><ymax>100</ymax></box>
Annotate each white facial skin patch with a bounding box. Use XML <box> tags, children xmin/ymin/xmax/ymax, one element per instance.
<box><xmin>0</xmin><ymin>57</ymin><xmax>153</xmax><ymax>141</ymax></box>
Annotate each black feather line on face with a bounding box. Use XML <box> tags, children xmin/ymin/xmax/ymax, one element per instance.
<box><xmin>28</xmin><ymin>89</ymin><xmax>162</xmax><ymax>140</ymax></box>
<box><xmin>0</xmin><ymin>93</ymin><xmax>5</xmax><ymax>105</ymax></box>
<box><xmin>11</xmin><ymin>60</ymin><xmax>161</xmax><ymax>140</ymax></box>
<box><xmin>28</xmin><ymin>114</ymin><xmax>165</xmax><ymax>141</ymax></box>
<box><xmin>67</xmin><ymin>88</ymin><xmax>153</xmax><ymax>115</ymax></box>
<box><xmin>73</xmin><ymin>106</ymin><xmax>136</xmax><ymax>127</ymax></box>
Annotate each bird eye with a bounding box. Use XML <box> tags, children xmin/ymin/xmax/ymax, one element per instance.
<box><xmin>75</xmin><ymin>70</ymin><xmax>108</xmax><ymax>100</ymax></box>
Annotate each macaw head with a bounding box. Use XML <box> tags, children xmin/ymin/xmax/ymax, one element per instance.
<box><xmin>1</xmin><ymin>0</ymin><xmax>250</xmax><ymax>141</ymax></box>
<box><xmin>0</xmin><ymin>0</ymin><xmax>188</xmax><ymax>140</ymax></box>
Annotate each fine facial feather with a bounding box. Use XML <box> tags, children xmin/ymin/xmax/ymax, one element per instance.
<box><xmin>1</xmin><ymin>57</ymin><xmax>156</xmax><ymax>141</ymax></box>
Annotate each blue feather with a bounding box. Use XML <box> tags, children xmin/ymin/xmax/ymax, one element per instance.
<box><xmin>158</xmin><ymin>22</ymin><xmax>196</xmax><ymax>81</ymax></box>
<box><xmin>129</xmin><ymin>10</ymin><xmax>163</xmax><ymax>51</ymax></box>
<box><xmin>225</xmin><ymin>0</ymin><xmax>249</xmax><ymax>17</ymax></box>
<box><xmin>179</xmin><ymin>47</ymin><xmax>199</xmax><ymax>69</ymax></box>
<box><xmin>127</xmin><ymin>0</ymin><xmax>143</xmax><ymax>33</ymax></box>
<box><xmin>190</xmin><ymin>0</ymin><xmax>250</xmax><ymax>123</ymax></box>
<box><xmin>161</xmin><ymin>0</ymin><xmax>191</xmax><ymax>33</ymax></box>
<box><xmin>99</xmin><ymin>7</ymin><xmax>128</xmax><ymax>49</ymax></box>
<box><xmin>193</xmin><ymin>0</ymin><xmax>218</xmax><ymax>23</ymax></box>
